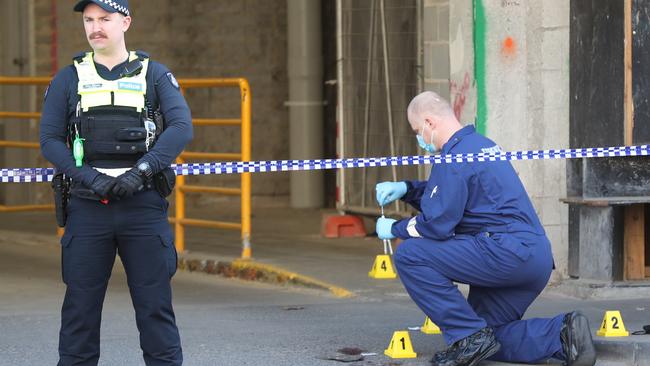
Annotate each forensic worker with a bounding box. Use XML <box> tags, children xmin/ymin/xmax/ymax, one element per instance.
<box><xmin>39</xmin><ymin>0</ymin><xmax>191</xmax><ymax>365</ymax></box>
<box><xmin>375</xmin><ymin>91</ymin><xmax>595</xmax><ymax>366</ymax></box>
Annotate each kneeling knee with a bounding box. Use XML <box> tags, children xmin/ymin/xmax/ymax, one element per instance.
<box><xmin>393</xmin><ymin>239</ymin><xmax>418</xmax><ymax>266</ymax></box>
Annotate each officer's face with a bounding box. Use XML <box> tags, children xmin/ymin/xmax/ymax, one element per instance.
<box><xmin>82</xmin><ymin>4</ymin><xmax>131</xmax><ymax>53</ymax></box>
<box><xmin>409</xmin><ymin>117</ymin><xmax>434</xmax><ymax>145</ymax></box>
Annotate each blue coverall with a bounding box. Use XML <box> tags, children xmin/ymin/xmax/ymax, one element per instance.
<box><xmin>40</xmin><ymin>54</ymin><xmax>192</xmax><ymax>366</ymax></box>
<box><xmin>391</xmin><ymin>125</ymin><xmax>565</xmax><ymax>363</ymax></box>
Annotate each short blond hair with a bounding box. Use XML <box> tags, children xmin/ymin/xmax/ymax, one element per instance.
<box><xmin>407</xmin><ymin>91</ymin><xmax>455</xmax><ymax>129</ymax></box>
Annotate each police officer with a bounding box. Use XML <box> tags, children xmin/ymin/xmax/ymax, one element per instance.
<box><xmin>39</xmin><ymin>1</ymin><xmax>191</xmax><ymax>365</ymax></box>
<box><xmin>375</xmin><ymin>91</ymin><xmax>595</xmax><ymax>366</ymax></box>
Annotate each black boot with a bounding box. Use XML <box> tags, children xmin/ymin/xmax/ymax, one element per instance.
<box><xmin>431</xmin><ymin>347</ymin><xmax>453</xmax><ymax>365</ymax></box>
<box><xmin>431</xmin><ymin>327</ymin><xmax>500</xmax><ymax>366</ymax></box>
<box><xmin>561</xmin><ymin>311</ymin><xmax>596</xmax><ymax>366</ymax></box>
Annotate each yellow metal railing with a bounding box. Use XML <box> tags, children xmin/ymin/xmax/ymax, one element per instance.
<box><xmin>0</xmin><ymin>77</ymin><xmax>53</xmax><ymax>214</ymax></box>
<box><xmin>173</xmin><ymin>78</ymin><xmax>252</xmax><ymax>258</ymax></box>
<box><xmin>0</xmin><ymin>76</ymin><xmax>252</xmax><ymax>258</ymax></box>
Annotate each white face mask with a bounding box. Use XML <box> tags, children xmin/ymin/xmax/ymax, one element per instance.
<box><xmin>416</xmin><ymin>123</ymin><xmax>437</xmax><ymax>154</ymax></box>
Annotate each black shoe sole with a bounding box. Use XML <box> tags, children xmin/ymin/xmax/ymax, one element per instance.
<box><xmin>465</xmin><ymin>341</ymin><xmax>501</xmax><ymax>366</ymax></box>
<box><xmin>566</xmin><ymin>312</ymin><xmax>596</xmax><ymax>366</ymax></box>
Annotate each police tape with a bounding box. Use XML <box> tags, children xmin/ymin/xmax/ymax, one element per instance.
<box><xmin>1</xmin><ymin>144</ymin><xmax>648</xmax><ymax>183</ymax></box>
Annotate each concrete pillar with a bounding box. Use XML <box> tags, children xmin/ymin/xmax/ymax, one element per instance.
<box><xmin>577</xmin><ymin>206</ymin><xmax>624</xmax><ymax>281</ymax></box>
<box><xmin>287</xmin><ymin>0</ymin><xmax>324</xmax><ymax>208</ymax></box>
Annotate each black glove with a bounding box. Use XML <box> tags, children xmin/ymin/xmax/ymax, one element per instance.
<box><xmin>112</xmin><ymin>162</ymin><xmax>152</xmax><ymax>199</ymax></box>
<box><xmin>89</xmin><ymin>173</ymin><xmax>116</xmax><ymax>199</ymax></box>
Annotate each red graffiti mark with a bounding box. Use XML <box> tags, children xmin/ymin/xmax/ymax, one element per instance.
<box><xmin>450</xmin><ymin>72</ymin><xmax>471</xmax><ymax>120</ymax></box>
<box><xmin>502</xmin><ymin>37</ymin><xmax>516</xmax><ymax>57</ymax></box>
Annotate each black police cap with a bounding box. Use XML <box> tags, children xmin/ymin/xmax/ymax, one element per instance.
<box><xmin>74</xmin><ymin>0</ymin><xmax>130</xmax><ymax>17</ymax></box>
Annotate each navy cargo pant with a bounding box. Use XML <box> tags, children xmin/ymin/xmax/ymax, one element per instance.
<box><xmin>393</xmin><ymin>231</ymin><xmax>566</xmax><ymax>364</ymax></box>
<box><xmin>58</xmin><ymin>189</ymin><xmax>182</xmax><ymax>366</ymax></box>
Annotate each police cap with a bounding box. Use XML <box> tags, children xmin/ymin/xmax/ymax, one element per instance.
<box><xmin>74</xmin><ymin>0</ymin><xmax>130</xmax><ymax>17</ymax></box>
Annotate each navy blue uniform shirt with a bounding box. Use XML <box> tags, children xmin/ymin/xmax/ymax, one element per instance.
<box><xmin>393</xmin><ymin>125</ymin><xmax>545</xmax><ymax>240</ymax></box>
<box><xmin>40</xmin><ymin>54</ymin><xmax>193</xmax><ymax>188</ymax></box>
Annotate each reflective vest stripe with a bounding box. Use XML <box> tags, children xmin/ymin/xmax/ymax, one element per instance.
<box><xmin>74</xmin><ymin>51</ymin><xmax>149</xmax><ymax>112</ymax></box>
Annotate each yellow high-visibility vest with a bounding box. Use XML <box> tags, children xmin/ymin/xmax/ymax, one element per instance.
<box><xmin>74</xmin><ymin>51</ymin><xmax>149</xmax><ymax>112</ymax></box>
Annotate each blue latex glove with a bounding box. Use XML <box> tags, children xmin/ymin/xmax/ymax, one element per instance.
<box><xmin>376</xmin><ymin>217</ymin><xmax>397</xmax><ymax>240</ymax></box>
<box><xmin>375</xmin><ymin>181</ymin><xmax>408</xmax><ymax>206</ymax></box>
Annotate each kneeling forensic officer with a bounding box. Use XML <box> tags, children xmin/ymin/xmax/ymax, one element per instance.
<box><xmin>375</xmin><ymin>91</ymin><xmax>596</xmax><ymax>366</ymax></box>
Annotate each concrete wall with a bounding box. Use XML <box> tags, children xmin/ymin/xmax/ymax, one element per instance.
<box><xmin>424</xmin><ymin>0</ymin><xmax>476</xmax><ymax>125</ymax></box>
<box><xmin>491</xmin><ymin>0</ymin><xmax>570</xmax><ymax>282</ymax></box>
<box><xmin>31</xmin><ymin>0</ymin><xmax>290</xmax><ymax>200</ymax></box>
<box><xmin>5</xmin><ymin>1</ymin><xmax>573</xmax><ymax>269</ymax></box>
<box><xmin>425</xmin><ymin>0</ymin><xmax>571</xmax><ymax>281</ymax></box>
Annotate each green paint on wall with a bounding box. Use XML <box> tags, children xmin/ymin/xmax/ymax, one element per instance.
<box><xmin>473</xmin><ymin>0</ymin><xmax>487</xmax><ymax>135</ymax></box>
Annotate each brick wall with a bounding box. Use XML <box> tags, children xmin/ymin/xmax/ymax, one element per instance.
<box><xmin>423</xmin><ymin>0</ymin><xmax>450</xmax><ymax>100</ymax></box>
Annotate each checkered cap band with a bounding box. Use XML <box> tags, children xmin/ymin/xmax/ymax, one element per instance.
<box><xmin>97</xmin><ymin>0</ymin><xmax>129</xmax><ymax>16</ymax></box>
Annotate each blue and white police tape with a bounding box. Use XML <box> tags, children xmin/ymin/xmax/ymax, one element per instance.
<box><xmin>2</xmin><ymin>144</ymin><xmax>648</xmax><ymax>183</ymax></box>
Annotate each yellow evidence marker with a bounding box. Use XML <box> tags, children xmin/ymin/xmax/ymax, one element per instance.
<box><xmin>597</xmin><ymin>310</ymin><xmax>629</xmax><ymax>337</ymax></box>
<box><xmin>368</xmin><ymin>254</ymin><xmax>397</xmax><ymax>279</ymax></box>
<box><xmin>384</xmin><ymin>330</ymin><xmax>417</xmax><ymax>359</ymax></box>
<box><xmin>421</xmin><ymin>316</ymin><xmax>442</xmax><ymax>335</ymax></box>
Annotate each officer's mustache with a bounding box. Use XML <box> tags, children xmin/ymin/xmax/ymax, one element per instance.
<box><xmin>89</xmin><ymin>32</ymin><xmax>107</xmax><ymax>40</ymax></box>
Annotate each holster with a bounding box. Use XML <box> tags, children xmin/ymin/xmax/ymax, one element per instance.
<box><xmin>51</xmin><ymin>172</ymin><xmax>70</xmax><ymax>227</ymax></box>
<box><xmin>154</xmin><ymin>167</ymin><xmax>176</xmax><ymax>197</ymax></box>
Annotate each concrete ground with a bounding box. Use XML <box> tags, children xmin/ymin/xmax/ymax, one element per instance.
<box><xmin>0</xmin><ymin>200</ymin><xmax>649</xmax><ymax>366</ymax></box>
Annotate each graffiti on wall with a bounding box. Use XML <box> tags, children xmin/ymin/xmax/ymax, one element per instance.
<box><xmin>450</xmin><ymin>72</ymin><xmax>471</xmax><ymax>121</ymax></box>
<box><xmin>502</xmin><ymin>36</ymin><xmax>517</xmax><ymax>58</ymax></box>
<box><xmin>501</xmin><ymin>0</ymin><xmax>521</xmax><ymax>6</ymax></box>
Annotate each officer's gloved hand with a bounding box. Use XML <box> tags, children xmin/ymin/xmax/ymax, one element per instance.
<box><xmin>375</xmin><ymin>181</ymin><xmax>408</xmax><ymax>206</ymax></box>
<box><xmin>112</xmin><ymin>167</ymin><xmax>146</xmax><ymax>200</ymax></box>
<box><xmin>376</xmin><ymin>217</ymin><xmax>397</xmax><ymax>240</ymax></box>
<box><xmin>89</xmin><ymin>173</ymin><xmax>116</xmax><ymax>199</ymax></box>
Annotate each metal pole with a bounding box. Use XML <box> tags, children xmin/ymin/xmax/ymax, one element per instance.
<box><xmin>361</xmin><ymin>1</ymin><xmax>377</xmax><ymax>208</ymax></box>
<box><xmin>336</xmin><ymin>0</ymin><xmax>347</xmax><ymax>212</ymax></box>
<box><xmin>174</xmin><ymin>158</ymin><xmax>186</xmax><ymax>253</ymax></box>
<box><xmin>240</xmin><ymin>79</ymin><xmax>252</xmax><ymax>259</ymax></box>
<box><xmin>379</xmin><ymin>0</ymin><xmax>400</xmax><ymax>211</ymax></box>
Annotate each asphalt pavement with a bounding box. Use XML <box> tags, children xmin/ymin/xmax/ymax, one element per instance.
<box><xmin>0</xmin><ymin>204</ymin><xmax>649</xmax><ymax>365</ymax></box>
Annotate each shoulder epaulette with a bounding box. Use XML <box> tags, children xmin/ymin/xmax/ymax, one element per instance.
<box><xmin>135</xmin><ymin>50</ymin><xmax>150</xmax><ymax>60</ymax></box>
<box><xmin>72</xmin><ymin>51</ymin><xmax>86</xmax><ymax>63</ymax></box>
